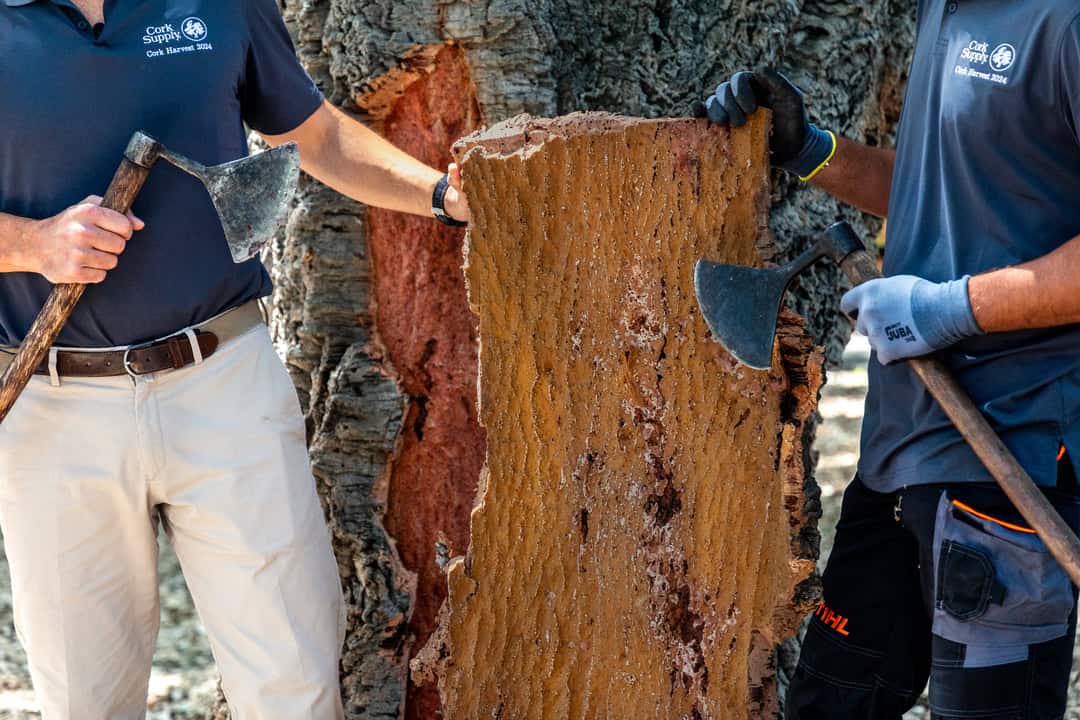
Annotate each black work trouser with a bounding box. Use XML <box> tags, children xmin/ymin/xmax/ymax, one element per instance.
<box><xmin>787</xmin><ymin>470</ymin><xmax>1080</xmax><ymax>720</ymax></box>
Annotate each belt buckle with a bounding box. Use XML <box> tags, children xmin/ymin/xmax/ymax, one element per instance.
<box><xmin>122</xmin><ymin>340</ymin><xmax>156</xmax><ymax>378</ymax></box>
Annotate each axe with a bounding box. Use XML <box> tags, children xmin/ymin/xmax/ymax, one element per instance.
<box><xmin>0</xmin><ymin>131</ymin><xmax>300</xmax><ymax>423</ymax></box>
<box><xmin>694</xmin><ymin>221</ymin><xmax>1080</xmax><ymax>587</ymax></box>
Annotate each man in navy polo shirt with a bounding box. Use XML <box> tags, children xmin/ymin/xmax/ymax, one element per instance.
<box><xmin>703</xmin><ymin>1</ymin><xmax>1080</xmax><ymax>717</ymax></box>
<box><xmin>0</xmin><ymin>1</ymin><xmax>469</xmax><ymax>718</ymax></box>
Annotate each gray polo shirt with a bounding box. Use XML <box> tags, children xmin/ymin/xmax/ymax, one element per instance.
<box><xmin>0</xmin><ymin>0</ymin><xmax>322</xmax><ymax>346</ymax></box>
<box><xmin>860</xmin><ymin>0</ymin><xmax>1080</xmax><ymax>492</ymax></box>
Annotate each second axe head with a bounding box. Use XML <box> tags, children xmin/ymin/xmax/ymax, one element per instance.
<box><xmin>123</xmin><ymin>131</ymin><xmax>301</xmax><ymax>262</ymax></box>
<box><xmin>693</xmin><ymin>222</ymin><xmax>866</xmax><ymax>369</ymax></box>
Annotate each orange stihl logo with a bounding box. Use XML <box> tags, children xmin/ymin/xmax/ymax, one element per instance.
<box><xmin>815</xmin><ymin>601</ymin><xmax>850</xmax><ymax>636</ymax></box>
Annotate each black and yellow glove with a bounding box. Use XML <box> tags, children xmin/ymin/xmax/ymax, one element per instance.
<box><xmin>694</xmin><ymin>69</ymin><xmax>836</xmax><ymax>182</ymax></box>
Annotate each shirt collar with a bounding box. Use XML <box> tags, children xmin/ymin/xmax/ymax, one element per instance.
<box><xmin>4</xmin><ymin>1</ymin><xmax>41</xmax><ymax>6</ymax></box>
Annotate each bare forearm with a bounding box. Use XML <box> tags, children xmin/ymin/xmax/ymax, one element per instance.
<box><xmin>304</xmin><ymin>115</ymin><xmax>442</xmax><ymax>217</ymax></box>
<box><xmin>0</xmin><ymin>213</ymin><xmax>34</xmax><ymax>273</ymax></box>
<box><xmin>969</xmin><ymin>233</ymin><xmax>1080</xmax><ymax>332</ymax></box>
<box><xmin>811</xmin><ymin>138</ymin><xmax>895</xmax><ymax>219</ymax></box>
<box><xmin>264</xmin><ymin>103</ymin><xmax>443</xmax><ymax>218</ymax></box>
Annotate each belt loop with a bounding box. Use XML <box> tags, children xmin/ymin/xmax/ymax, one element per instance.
<box><xmin>184</xmin><ymin>328</ymin><xmax>204</xmax><ymax>365</ymax></box>
<box><xmin>48</xmin><ymin>348</ymin><xmax>60</xmax><ymax>387</ymax></box>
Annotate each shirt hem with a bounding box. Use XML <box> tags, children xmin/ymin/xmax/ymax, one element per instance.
<box><xmin>859</xmin><ymin>464</ymin><xmax>994</xmax><ymax>494</ymax></box>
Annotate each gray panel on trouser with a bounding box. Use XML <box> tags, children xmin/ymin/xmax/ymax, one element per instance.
<box><xmin>930</xmin><ymin>492</ymin><xmax>1073</xmax><ymax>669</ymax></box>
<box><xmin>961</xmin><ymin>642</ymin><xmax>1029</xmax><ymax>669</ymax></box>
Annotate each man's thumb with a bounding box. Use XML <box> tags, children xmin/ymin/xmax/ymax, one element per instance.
<box><xmin>753</xmin><ymin>69</ymin><xmax>800</xmax><ymax>104</ymax></box>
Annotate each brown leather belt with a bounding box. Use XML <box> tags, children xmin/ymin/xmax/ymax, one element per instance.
<box><xmin>0</xmin><ymin>301</ymin><xmax>264</xmax><ymax>379</ymax></box>
<box><xmin>38</xmin><ymin>332</ymin><xmax>221</xmax><ymax>377</ymax></box>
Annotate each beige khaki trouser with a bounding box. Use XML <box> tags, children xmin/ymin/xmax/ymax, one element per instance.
<box><xmin>0</xmin><ymin>320</ymin><xmax>345</xmax><ymax>719</ymax></box>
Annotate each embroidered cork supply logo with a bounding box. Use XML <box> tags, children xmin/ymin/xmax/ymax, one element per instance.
<box><xmin>144</xmin><ymin>17</ymin><xmax>214</xmax><ymax>59</ymax></box>
<box><xmin>954</xmin><ymin>38</ymin><xmax>1017</xmax><ymax>86</ymax></box>
<box><xmin>181</xmin><ymin>17</ymin><xmax>208</xmax><ymax>42</ymax></box>
<box><xmin>143</xmin><ymin>24</ymin><xmax>182</xmax><ymax>45</ymax></box>
<box><xmin>885</xmin><ymin>323</ymin><xmax>917</xmax><ymax>343</ymax></box>
<box><xmin>960</xmin><ymin>40</ymin><xmax>990</xmax><ymax>65</ymax></box>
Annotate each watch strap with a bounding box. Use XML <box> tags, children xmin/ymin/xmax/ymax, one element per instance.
<box><xmin>432</xmin><ymin>174</ymin><xmax>468</xmax><ymax>227</ymax></box>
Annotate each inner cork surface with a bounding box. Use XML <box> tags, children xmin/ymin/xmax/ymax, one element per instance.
<box><xmin>414</xmin><ymin>112</ymin><xmax>824</xmax><ymax>720</ymax></box>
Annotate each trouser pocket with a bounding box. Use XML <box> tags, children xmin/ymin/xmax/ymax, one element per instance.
<box><xmin>931</xmin><ymin>492</ymin><xmax>1073</xmax><ymax>669</ymax></box>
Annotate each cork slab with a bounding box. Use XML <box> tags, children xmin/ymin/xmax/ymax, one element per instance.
<box><xmin>415</xmin><ymin>113</ymin><xmax>823</xmax><ymax>720</ymax></box>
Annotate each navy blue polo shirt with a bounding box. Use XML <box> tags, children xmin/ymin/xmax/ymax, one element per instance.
<box><xmin>0</xmin><ymin>0</ymin><xmax>322</xmax><ymax>346</ymax></box>
<box><xmin>861</xmin><ymin>0</ymin><xmax>1080</xmax><ymax>491</ymax></box>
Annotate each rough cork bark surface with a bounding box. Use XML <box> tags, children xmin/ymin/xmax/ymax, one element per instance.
<box><xmin>409</xmin><ymin>113</ymin><xmax>824</xmax><ymax>719</ymax></box>
<box><xmin>231</xmin><ymin>3</ymin><xmax>914</xmax><ymax>719</ymax></box>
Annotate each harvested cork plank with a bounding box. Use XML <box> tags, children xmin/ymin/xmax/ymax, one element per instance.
<box><xmin>413</xmin><ymin>112</ymin><xmax>824</xmax><ymax>719</ymax></box>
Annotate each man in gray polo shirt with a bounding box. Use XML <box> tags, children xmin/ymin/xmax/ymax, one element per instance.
<box><xmin>0</xmin><ymin>1</ymin><xmax>468</xmax><ymax>718</ymax></box>
<box><xmin>703</xmin><ymin>0</ymin><xmax>1080</xmax><ymax>716</ymax></box>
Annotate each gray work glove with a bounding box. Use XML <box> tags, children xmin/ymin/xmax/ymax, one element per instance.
<box><xmin>840</xmin><ymin>275</ymin><xmax>985</xmax><ymax>365</ymax></box>
<box><xmin>694</xmin><ymin>69</ymin><xmax>836</xmax><ymax>180</ymax></box>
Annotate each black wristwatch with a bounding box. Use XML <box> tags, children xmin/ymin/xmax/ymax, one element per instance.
<box><xmin>432</xmin><ymin>174</ymin><xmax>468</xmax><ymax>227</ymax></box>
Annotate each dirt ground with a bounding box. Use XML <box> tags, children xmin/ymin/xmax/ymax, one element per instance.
<box><xmin>0</xmin><ymin>336</ymin><xmax>1079</xmax><ymax>718</ymax></box>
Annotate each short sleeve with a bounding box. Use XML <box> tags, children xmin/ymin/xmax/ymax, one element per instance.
<box><xmin>239</xmin><ymin>0</ymin><xmax>324</xmax><ymax>135</ymax></box>
<box><xmin>1058</xmin><ymin>13</ymin><xmax>1080</xmax><ymax>145</ymax></box>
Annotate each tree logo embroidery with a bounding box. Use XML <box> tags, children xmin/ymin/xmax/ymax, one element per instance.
<box><xmin>989</xmin><ymin>44</ymin><xmax>1016</xmax><ymax>72</ymax></box>
<box><xmin>181</xmin><ymin>17</ymin><xmax>208</xmax><ymax>42</ymax></box>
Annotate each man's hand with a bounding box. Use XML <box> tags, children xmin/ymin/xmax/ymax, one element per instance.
<box><xmin>18</xmin><ymin>196</ymin><xmax>143</xmax><ymax>284</ymax></box>
<box><xmin>841</xmin><ymin>275</ymin><xmax>984</xmax><ymax>365</ymax></box>
<box><xmin>443</xmin><ymin>163</ymin><xmax>470</xmax><ymax>223</ymax></box>
<box><xmin>694</xmin><ymin>69</ymin><xmax>836</xmax><ymax>181</ymax></box>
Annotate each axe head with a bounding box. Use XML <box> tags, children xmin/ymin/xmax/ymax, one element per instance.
<box><xmin>694</xmin><ymin>222</ymin><xmax>867</xmax><ymax>370</ymax></box>
<box><xmin>126</xmin><ymin>133</ymin><xmax>301</xmax><ymax>263</ymax></box>
<box><xmin>693</xmin><ymin>261</ymin><xmax>795</xmax><ymax>370</ymax></box>
<box><xmin>195</xmin><ymin>144</ymin><xmax>301</xmax><ymax>263</ymax></box>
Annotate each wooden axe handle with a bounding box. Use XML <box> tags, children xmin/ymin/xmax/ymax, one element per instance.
<box><xmin>839</xmin><ymin>248</ymin><xmax>1080</xmax><ymax>587</ymax></box>
<box><xmin>0</xmin><ymin>158</ymin><xmax>153</xmax><ymax>423</ymax></box>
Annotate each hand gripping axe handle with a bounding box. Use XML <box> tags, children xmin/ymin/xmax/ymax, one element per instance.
<box><xmin>0</xmin><ymin>131</ymin><xmax>299</xmax><ymax>423</ymax></box>
<box><xmin>695</xmin><ymin>221</ymin><xmax>1080</xmax><ymax>587</ymax></box>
